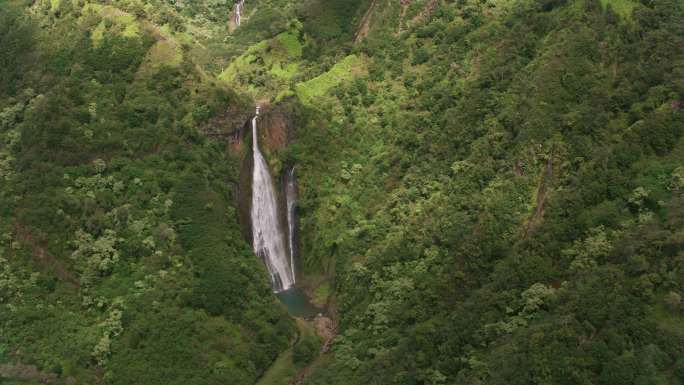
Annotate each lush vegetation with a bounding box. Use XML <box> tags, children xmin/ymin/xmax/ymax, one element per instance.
<box><xmin>0</xmin><ymin>1</ymin><xmax>294</xmax><ymax>384</ymax></box>
<box><xmin>287</xmin><ymin>0</ymin><xmax>684</xmax><ymax>384</ymax></box>
<box><xmin>2</xmin><ymin>0</ymin><xmax>683</xmax><ymax>384</ymax></box>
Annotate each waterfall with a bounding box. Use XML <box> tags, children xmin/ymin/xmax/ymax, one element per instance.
<box><xmin>251</xmin><ymin>106</ymin><xmax>294</xmax><ymax>292</ymax></box>
<box><xmin>285</xmin><ymin>166</ymin><xmax>297</xmax><ymax>284</ymax></box>
<box><xmin>235</xmin><ymin>0</ymin><xmax>245</xmax><ymax>26</ymax></box>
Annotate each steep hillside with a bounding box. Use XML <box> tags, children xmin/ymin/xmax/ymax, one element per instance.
<box><xmin>288</xmin><ymin>0</ymin><xmax>684</xmax><ymax>384</ymax></box>
<box><xmin>0</xmin><ymin>1</ymin><xmax>293</xmax><ymax>384</ymax></box>
<box><xmin>1</xmin><ymin>0</ymin><xmax>683</xmax><ymax>384</ymax></box>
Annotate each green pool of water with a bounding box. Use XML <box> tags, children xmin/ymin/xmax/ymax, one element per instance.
<box><xmin>276</xmin><ymin>287</ymin><xmax>323</xmax><ymax>318</ymax></box>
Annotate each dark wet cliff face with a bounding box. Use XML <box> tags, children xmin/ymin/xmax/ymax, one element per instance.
<box><xmin>201</xmin><ymin>91</ymin><xmax>254</xmax><ymax>143</ymax></box>
<box><xmin>254</xmin><ymin>99</ymin><xmax>303</xmax><ymax>150</ymax></box>
<box><xmin>237</xmin><ymin>120</ymin><xmax>254</xmax><ymax>243</ymax></box>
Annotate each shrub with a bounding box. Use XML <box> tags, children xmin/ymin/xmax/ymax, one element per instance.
<box><xmin>292</xmin><ymin>334</ymin><xmax>320</xmax><ymax>366</ymax></box>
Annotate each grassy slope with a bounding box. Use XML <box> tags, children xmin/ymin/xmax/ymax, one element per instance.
<box><xmin>295</xmin><ymin>55</ymin><xmax>365</xmax><ymax>104</ymax></box>
<box><xmin>600</xmin><ymin>0</ymin><xmax>638</xmax><ymax>16</ymax></box>
<box><xmin>257</xmin><ymin>318</ymin><xmax>322</xmax><ymax>385</ymax></box>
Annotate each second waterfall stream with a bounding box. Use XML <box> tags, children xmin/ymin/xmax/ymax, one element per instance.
<box><xmin>250</xmin><ymin>106</ymin><xmax>296</xmax><ymax>292</ymax></box>
<box><xmin>234</xmin><ymin>0</ymin><xmax>244</xmax><ymax>26</ymax></box>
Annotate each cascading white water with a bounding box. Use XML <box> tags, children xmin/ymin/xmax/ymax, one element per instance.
<box><xmin>285</xmin><ymin>166</ymin><xmax>297</xmax><ymax>284</ymax></box>
<box><xmin>251</xmin><ymin>106</ymin><xmax>295</xmax><ymax>292</ymax></box>
<box><xmin>235</xmin><ymin>0</ymin><xmax>245</xmax><ymax>26</ymax></box>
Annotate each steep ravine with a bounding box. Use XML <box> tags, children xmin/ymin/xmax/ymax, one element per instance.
<box><xmin>232</xmin><ymin>102</ymin><xmax>335</xmax><ymax>384</ymax></box>
<box><xmin>250</xmin><ymin>105</ymin><xmax>295</xmax><ymax>292</ymax></box>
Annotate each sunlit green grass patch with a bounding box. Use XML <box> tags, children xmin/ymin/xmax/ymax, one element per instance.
<box><xmin>91</xmin><ymin>20</ymin><xmax>106</xmax><ymax>46</ymax></box>
<box><xmin>276</xmin><ymin>31</ymin><xmax>302</xmax><ymax>58</ymax></box>
<box><xmin>148</xmin><ymin>40</ymin><xmax>183</xmax><ymax>67</ymax></box>
<box><xmin>295</xmin><ymin>55</ymin><xmax>365</xmax><ymax>104</ymax></box>
<box><xmin>599</xmin><ymin>0</ymin><xmax>637</xmax><ymax>18</ymax></box>
<box><xmin>269</xmin><ymin>62</ymin><xmax>299</xmax><ymax>79</ymax></box>
<box><xmin>81</xmin><ymin>4</ymin><xmax>141</xmax><ymax>40</ymax></box>
<box><xmin>50</xmin><ymin>0</ymin><xmax>61</xmax><ymax>12</ymax></box>
<box><xmin>218</xmin><ymin>40</ymin><xmax>268</xmax><ymax>83</ymax></box>
<box><xmin>312</xmin><ymin>281</ymin><xmax>330</xmax><ymax>306</ymax></box>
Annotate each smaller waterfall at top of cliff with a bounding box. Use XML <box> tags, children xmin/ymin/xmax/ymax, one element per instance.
<box><xmin>251</xmin><ymin>106</ymin><xmax>295</xmax><ymax>292</ymax></box>
<box><xmin>234</xmin><ymin>0</ymin><xmax>245</xmax><ymax>26</ymax></box>
<box><xmin>285</xmin><ymin>166</ymin><xmax>297</xmax><ymax>285</ymax></box>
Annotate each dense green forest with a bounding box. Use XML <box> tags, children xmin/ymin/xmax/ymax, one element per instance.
<box><xmin>0</xmin><ymin>0</ymin><xmax>292</xmax><ymax>383</ymax></box>
<box><xmin>1</xmin><ymin>0</ymin><xmax>683</xmax><ymax>384</ymax></box>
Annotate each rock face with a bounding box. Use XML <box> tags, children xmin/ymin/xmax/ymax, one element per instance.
<box><xmin>258</xmin><ymin>106</ymin><xmax>289</xmax><ymax>151</ymax></box>
<box><xmin>201</xmin><ymin>92</ymin><xmax>253</xmax><ymax>146</ymax></box>
<box><xmin>254</xmin><ymin>99</ymin><xmax>303</xmax><ymax>150</ymax></box>
<box><xmin>0</xmin><ymin>363</ymin><xmax>58</xmax><ymax>384</ymax></box>
<box><xmin>313</xmin><ymin>315</ymin><xmax>337</xmax><ymax>353</ymax></box>
<box><xmin>238</xmin><ymin>117</ymin><xmax>255</xmax><ymax>242</ymax></box>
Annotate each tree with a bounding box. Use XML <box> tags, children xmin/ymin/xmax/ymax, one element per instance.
<box><xmin>665</xmin><ymin>291</ymin><xmax>682</xmax><ymax>312</ymax></box>
<box><xmin>0</xmin><ymin>4</ymin><xmax>35</xmax><ymax>97</ymax></box>
<box><xmin>293</xmin><ymin>334</ymin><xmax>320</xmax><ymax>366</ymax></box>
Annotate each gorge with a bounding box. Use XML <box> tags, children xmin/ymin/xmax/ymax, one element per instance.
<box><xmin>0</xmin><ymin>1</ymin><xmax>682</xmax><ymax>385</ymax></box>
<box><xmin>250</xmin><ymin>106</ymin><xmax>296</xmax><ymax>293</ymax></box>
